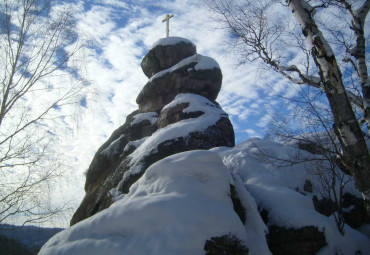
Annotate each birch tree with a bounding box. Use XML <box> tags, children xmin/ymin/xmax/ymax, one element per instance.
<box><xmin>0</xmin><ymin>0</ymin><xmax>87</xmax><ymax>227</ymax></box>
<box><xmin>205</xmin><ymin>0</ymin><xmax>370</xmax><ymax>213</ymax></box>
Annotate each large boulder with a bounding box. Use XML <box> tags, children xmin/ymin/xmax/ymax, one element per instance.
<box><xmin>71</xmin><ymin>93</ymin><xmax>234</xmax><ymax>225</ymax></box>
<box><xmin>70</xmin><ymin>110</ymin><xmax>159</xmax><ymax>225</ymax></box>
<box><xmin>141</xmin><ymin>37</ymin><xmax>196</xmax><ymax>78</ymax></box>
<box><xmin>137</xmin><ymin>54</ymin><xmax>222</xmax><ymax>112</ymax></box>
<box><xmin>112</xmin><ymin>93</ymin><xmax>235</xmax><ymax>196</ymax></box>
<box><xmin>267</xmin><ymin>226</ymin><xmax>327</xmax><ymax>255</ymax></box>
<box><xmin>71</xmin><ymin>38</ymin><xmax>232</xmax><ymax>225</ymax></box>
<box><xmin>41</xmin><ymin>151</ymin><xmax>249</xmax><ymax>255</ymax></box>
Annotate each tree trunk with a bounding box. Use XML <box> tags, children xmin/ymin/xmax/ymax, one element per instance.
<box><xmin>287</xmin><ymin>0</ymin><xmax>370</xmax><ymax>214</ymax></box>
<box><xmin>340</xmin><ymin>0</ymin><xmax>370</xmax><ymax>131</ymax></box>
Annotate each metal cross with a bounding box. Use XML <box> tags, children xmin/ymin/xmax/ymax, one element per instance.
<box><xmin>162</xmin><ymin>14</ymin><xmax>174</xmax><ymax>38</ymax></box>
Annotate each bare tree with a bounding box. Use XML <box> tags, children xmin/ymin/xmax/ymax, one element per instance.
<box><xmin>204</xmin><ymin>0</ymin><xmax>370</xmax><ymax>214</ymax></box>
<box><xmin>0</xmin><ymin>0</ymin><xmax>88</xmax><ymax>228</ymax></box>
<box><xmin>265</xmin><ymin>87</ymin><xmax>353</xmax><ymax>234</ymax></box>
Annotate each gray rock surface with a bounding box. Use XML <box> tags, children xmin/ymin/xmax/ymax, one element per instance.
<box><xmin>260</xmin><ymin>207</ymin><xmax>327</xmax><ymax>254</ymax></box>
<box><xmin>204</xmin><ymin>234</ymin><xmax>249</xmax><ymax>255</ymax></box>
<box><xmin>137</xmin><ymin>55</ymin><xmax>222</xmax><ymax>112</ymax></box>
<box><xmin>141</xmin><ymin>40</ymin><xmax>196</xmax><ymax>78</ymax></box>
<box><xmin>267</xmin><ymin>226</ymin><xmax>327</xmax><ymax>255</ymax></box>
<box><xmin>71</xmin><ymin>110</ymin><xmax>158</xmax><ymax>225</ymax></box>
<box><xmin>312</xmin><ymin>193</ymin><xmax>370</xmax><ymax>229</ymax></box>
<box><xmin>71</xmin><ymin>38</ymin><xmax>234</xmax><ymax>226</ymax></box>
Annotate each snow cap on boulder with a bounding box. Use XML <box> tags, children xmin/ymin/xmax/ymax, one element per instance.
<box><xmin>70</xmin><ymin>36</ymin><xmax>230</xmax><ymax>226</ymax></box>
<box><xmin>141</xmin><ymin>37</ymin><xmax>196</xmax><ymax>78</ymax></box>
<box><xmin>137</xmin><ymin>53</ymin><xmax>222</xmax><ymax>112</ymax></box>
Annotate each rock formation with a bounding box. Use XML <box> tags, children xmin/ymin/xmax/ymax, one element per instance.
<box><xmin>43</xmin><ymin>37</ymin><xmax>370</xmax><ymax>255</ymax></box>
<box><xmin>71</xmin><ymin>37</ymin><xmax>234</xmax><ymax>225</ymax></box>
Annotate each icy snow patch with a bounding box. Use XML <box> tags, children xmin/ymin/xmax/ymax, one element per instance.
<box><xmin>152</xmin><ymin>36</ymin><xmax>195</xmax><ymax>48</ymax></box>
<box><xmin>131</xmin><ymin>112</ymin><xmax>158</xmax><ymax>126</ymax></box>
<box><xmin>39</xmin><ymin>150</ymin><xmax>247</xmax><ymax>255</ymax></box>
<box><xmin>100</xmin><ymin>134</ymin><xmax>125</xmax><ymax>158</ymax></box>
<box><xmin>115</xmin><ymin>93</ymin><xmax>228</xmax><ymax>190</ymax></box>
<box><xmin>149</xmin><ymin>54</ymin><xmax>220</xmax><ymax>82</ymax></box>
<box><xmin>123</xmin><ymin>137</ymin><xmax>148</xmax><ymax>154</ymax></box>
<box><xmin>130</xmin><ymin>94</ymin><xmax>227</xmax><ymax>166</ymax></box>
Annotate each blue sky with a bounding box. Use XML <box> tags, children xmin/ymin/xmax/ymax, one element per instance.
<box><xmin>9</xmin><ymin>0</ymin><xmax>319</xmax><ymax>227</ymax></box>
<box><xmin>4</xmin><ymin>0</ymin><xmax>365</xmax><ymax>228</ymax></box>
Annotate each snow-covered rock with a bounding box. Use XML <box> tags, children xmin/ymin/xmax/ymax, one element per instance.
<box><xmin>40</xmin><ymin>151</ymin><xmax>248</xmax><ymax>255</ymax></box>
<box><xmin>137</xmin><ymin>53</ymin><xmax>222</xmax><ymax>112</ymax></box>
<box><xmin>215</xmin><ymin>138</ymin><xmax>370</xmax><ymax>254</ymax></box>
<box><xmin>141</xmin><ymin>37</ymin><xmax>196</xmax><ymax>78</ymax></box>
<box><xmin>71</xmin><ymin>38</ymin><xmax>232</xmax><ymax>226</ymax></box>
<box><xmin>111</xmin><ymin>93</ymin><xmax>234</xmax><ymax>196</ymax></box>
<box><xmin>152</xmin><ymin>37</ymin><xmax>195</xmax><ymax>48</ymax></box>
<box><xmin>44</xmin><ymin>138</ymin><xmax>370</xmax><ymax>255</ymax></box>
<box><xmin>64</xmin><ymin>36</ymin><xmax>369</xmax><ymax>255</ymax></box>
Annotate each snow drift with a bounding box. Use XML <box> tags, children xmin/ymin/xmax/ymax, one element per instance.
<box><xmin>40</xmin><ymin>138</ymin><xmax>370</xmax><ymax>255</ymax></box>
<box><xmin>39</xmin><ymin>150</ymin><xmax>247</xmax><ymax>255</ymax></box>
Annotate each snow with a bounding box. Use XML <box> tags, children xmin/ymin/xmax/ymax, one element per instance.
<box><xmin>100</xmin><ymin>134</ymin><xmax>125</xmax><ymax>158</ymax></box>
<box><xmin>114</xmin><ymin>93</ymin><xmax>228</xmax><ymax>192</ymax></box>
<box><xmin>149</xmin><ymin>54</ymin><xmax>220</xmax><ymax>82</ymax></box>
<box><xmin>40</xmin><ymin>136</ymin><xmax>370</xmax><ymax>254</ymax></box>
<box><xmin>152</xmin><ymin>37</ymin><xmax>195</xmax><ymax>48</ymax></box>
<box><xmin>123</xmin><ymin>136</ymin><xmax>148</xmax><ymax>154</ymax></box>
<box><xmin>233</xmin><ymin>174</ymin><xmax>272</xmax><ymax>255</ymax></box>
<box><xmin>131</xmin><ymin>112</ymin><xmax>158</xmax><ymax>126</ymax></box>
<box><xmin>100</xmin><ymin>112</ymin><xmax>157</xmax><ymax>159</ymax></box>
<box><xmin>217</xmin><ymin>138</ymin><xmax>370</xmax><ymax>254</ymax></box>
<box><xmin>39</xmin><ymin>150</ymin><xmax>247</xmax><ymax>255</ymax></box>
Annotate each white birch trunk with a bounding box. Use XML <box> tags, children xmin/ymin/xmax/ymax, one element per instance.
<box><xmin>345</xmin><ymin>0</ymin><xmax>370</xmax><ymax>131</ymax></box>
<box><xmin>287</xmin><ymin>0</ymin><xmax>370</xmax><ymax>214</ymax></box>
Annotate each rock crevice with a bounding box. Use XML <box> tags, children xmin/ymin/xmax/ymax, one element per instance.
<box><xmin>71</xmin><ymin>37</ymin><xmax>234</xmax><ymax>225</ymax></box>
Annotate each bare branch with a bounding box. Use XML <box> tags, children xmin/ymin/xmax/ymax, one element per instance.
<box><xmin>0</xmin><ymin>0</ymin><xmax>88</xmax><ymax>227</ymax></box>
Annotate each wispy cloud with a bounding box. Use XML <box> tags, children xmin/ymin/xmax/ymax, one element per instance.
<box><xmin>35</xmin><ymin>0</ymin><xmax>295</xmax><ymax>227</ymax></box>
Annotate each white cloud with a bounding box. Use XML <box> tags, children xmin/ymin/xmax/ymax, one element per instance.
<box><xmin>26</xmin><ymin>0</ymin><xmax>308</xmax><ymax>227</ymax></box>
<box><xmin>245</xmin><ymin>128</ymin><xmax>257</xmax><ymax>136</ymax></box>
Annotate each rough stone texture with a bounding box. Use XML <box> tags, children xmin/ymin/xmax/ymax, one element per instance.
<box><xmin>71</xmin><ymin>112</ymin><xmax>235</xmax><ymax>225</ymax></box>
<box><xmin>137</xmin><ymin>63</ymin><xmax>222</xmax><ymax>112</ymax></box>
<box><xmin>303</xmin><ymin>179</ymin><xmax>313</xmax><ymax>193</ymax></box>
<box><xmin>141</xmin><ymin>41</ymin><xmax>196</xmax><ymax>78</ymax></box>
<box><xmin>71</xmin><ymin>40</ymin><xmax>234</xmax><ymax>226</ymax></box>
<box><xmin>312</xmin><ymin>193</ymin><xmax>370</xmax><ymax>229</ymax></box>
<box><xmin>157</xmin><ymin>102</ymin><xmax>203</xmax><ymax>128</ymax></box>
<box><xmin>70</xmin><ymin>110</ymin><xmax>158</xmax><ymax>225</ymax></box>
<box><xmin>115</xmin><ymin>117</ymin><xmax>235</xmax><ymax>195</ymax></box>
<box><xmin>260</xmin><ymin>207</ymin><xmax>327</xmax><ymax>255</ymax></box>
<box><xmin>267</xmin><ymin>226</ymin><xmax>327</xmax><ymax>255</ymax></box>
<box><xmin>342</xmin><ymin>193</ymin><xmax>370</xmax><ymax>228</ymax></box>
<box><xmin>312</xmin><ymin>196</ymin><xmax>335</xmax><ymax>217</ymax></box>
<box><xmin>204</xmin><ymin>234</ymin><xmax>249</xmax><ymax>255</ymax></box>
<box><xmin>230</xmin><ymin>185</ymin><xmax>246</xmax><ymax>224</ymax></box>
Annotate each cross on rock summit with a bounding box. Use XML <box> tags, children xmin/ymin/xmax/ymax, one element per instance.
<box><xmin>162</xmin><ymin>14</ymin><xmax>174</xmax><ymax>38</ymax></box>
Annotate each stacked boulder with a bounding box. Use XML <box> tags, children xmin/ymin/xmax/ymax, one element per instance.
<box><xmin>71</xmin><ymin>37</ymin><xmax>234</xmax><ymax>225</ymax></box>
<box><xmin>41</xmin><ymin>37</ymin><xmax>370</xmax><ymax>255</ymax></box>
